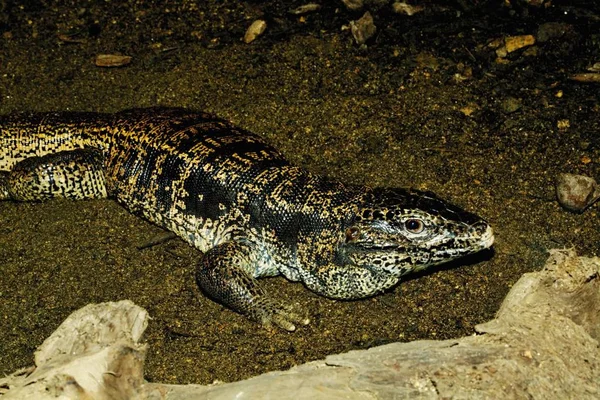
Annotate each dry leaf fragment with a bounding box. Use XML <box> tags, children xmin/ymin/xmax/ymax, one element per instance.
<box><xmin>495</xmin><ymin>35</ymin><xmax>536</xmax><ymax>58</ymax></box>
<box><xmin>342</xmin><ymin>0</ymin><xmax>363</xmax><ymax>10</ymax></box>
<box><xmin>570</xmin><ymin>73</ymin><xmax>600</xmax><ymax>83</ymax></box>
<box><xmin>289</xmin><ymin>4</ymin><xmax>321</xmax><ymax>15</ymax></box>
<box><xmin>95</xmin><ymin>54</ymin><xmax>132</xmax><ymax>67</ymax></box>
<box><xmin>57</xmin><ymin>33</ymin><xmax>86</xmax><ymax>44</ymax></box>
<box><xmin>504</xmin><ymin>35</ymin><xmax>536</xmax><ymax>53</ymax></box>
<box><xmin>392</xmin><ymin>2</ymin><xmax>424</xmax><ymax>16</ymax></box>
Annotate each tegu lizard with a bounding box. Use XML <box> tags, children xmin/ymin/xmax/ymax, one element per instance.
<box><xmin>0</xmin><ymin>108</ymin><xmax>494</xmax><ymax>331</ymax></box>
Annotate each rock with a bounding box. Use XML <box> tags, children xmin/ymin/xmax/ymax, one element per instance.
<box><xmin>588</xmin><ymin>62</ymin><xmax>600</xmax><ymax>72</ymax></box>
<box><xmin>556</xmin><ymin>173</ymin><xmax>600</xmax><ymax>213</ymax></box>
<box><xmin>0</xmin><ymin>301</ymin><xmax>148</xmax><ymax>399</ymax></box>
<box><xmin>350</xmin><ymin>11</ymin><xmax>376</xmax><ymax>46</ymax></box>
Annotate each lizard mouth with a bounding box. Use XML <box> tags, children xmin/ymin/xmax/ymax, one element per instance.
<box><xmin>480</xmin><ymin>225</ymin><xmax>495</xmax><ymax>248</ymax></box>
<box><xmin>435</xmin><ymin>223</ymin><xmax>494</xmax><ymax>261</ymax></box>
<box><xmin>347</xmin><ymin>224</ymin><xmax>494</xmax><ymax>256</ymax></box>
<box><xmin>350</xmin><ymin>243</ymin><xmax>400</xmax><ymax>252</ymax></box>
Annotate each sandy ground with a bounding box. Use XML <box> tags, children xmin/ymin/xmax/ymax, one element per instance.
<box><xmin>0</xmin><ymin>0</ymin><xmax>599</xmax><ymax>384</ymax></box>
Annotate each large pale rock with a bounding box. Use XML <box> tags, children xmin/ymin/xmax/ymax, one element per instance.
<box><xmin>0</xmin><ymin>301</ymin><xmax>148</xmax><ymax>399</ymax></box>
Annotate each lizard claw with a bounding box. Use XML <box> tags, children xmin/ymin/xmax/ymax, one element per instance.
<box><xmin>253</xmin><ymin>297</ymin><xmax>310</xmax><ymax>332</ymax></box>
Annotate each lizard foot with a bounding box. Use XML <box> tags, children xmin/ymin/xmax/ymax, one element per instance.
<box><xmin>251</xmin><ymin>297</ymin><xmax>310</xmax><ymax>332</ymax></box>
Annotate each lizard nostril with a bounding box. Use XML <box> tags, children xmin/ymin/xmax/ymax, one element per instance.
<box><xmin>471</xmin><ymin>222</ymin><xmax>494</xmax><ymax>248</ymax></box>
<box><xmin>470</xmin><ymin>221</ymin><xmax>489</xmax><ymax>234</ymax></box>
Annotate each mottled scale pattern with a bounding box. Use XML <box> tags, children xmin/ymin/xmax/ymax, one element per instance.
<box><xmin>0</xmin><ymin>107</ymin><xmax>494</xmax><ymax>330</ymax></box>
<box><xmin>0</xmin><ymin>149</ymin><xmax>107</xmax><ymax>201</ymax></box>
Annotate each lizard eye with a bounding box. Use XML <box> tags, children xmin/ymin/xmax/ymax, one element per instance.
<box><xmin>345</xmin><ymin>226</ymin><xmax>360</xmax><ymax>242</ymax></box>
<box><xmin>405</xmin><ymin>219</ymin><xmax>424</xmax><ymax>234</ymax></box>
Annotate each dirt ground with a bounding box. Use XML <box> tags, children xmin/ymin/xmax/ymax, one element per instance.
<box><xmin>0</xmin><ymin>0</ymin><xmax>599</xmax><ymax>385</ymax></box>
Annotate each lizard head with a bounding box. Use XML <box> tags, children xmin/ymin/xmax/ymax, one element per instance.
<box><xmin>338</xmin><ymin>187</ymin><xmax>494</xmax><ymax>279</ymax></box>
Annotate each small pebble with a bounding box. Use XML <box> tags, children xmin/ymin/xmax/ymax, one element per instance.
<box><xmin>500</xmin><ymin>97</ymin><xmax>522</xmax><ymax>114</ymax></box>
<box><xmin>95</xmin><ymin>54</ymin><xmax>132</xmax><ymax>67</ymax></box>
<box><xmin>579</xmin><ymin>141</ymin><xmax>591</xmax><ymax>151</ymax></box>
<box><xmin>459</xmin><ymin>104</ymin><xmax>478</xmax><ymax>116</ymax></box>
<box><xmin>588</xmin><ymin>62</ymin><xmax>600</xmax><ymax>72</ymax></box>
<box><xmin>350</xmin><ymin>11</ymin><xmax>376</xmax><ymax>46</ymax></box>
<box><xmin>557</xmin><ymin>119</ymin><xmax>570</xmax><ymax>130</ymax></box>
<box><xmin>244</xmin><ymin>20</ymin><xmax>267</xmax><ymax>44</ymax></box>
<box><xmin>556</xmin><ymin>173</ymin><xmax>600</xmax><ymax>213</ymax></box>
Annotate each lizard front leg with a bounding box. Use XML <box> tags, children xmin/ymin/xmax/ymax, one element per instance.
<box><xmin>196</xmin><ymin>241</ymin><xmax>310</xmax><ymax>331</ymax></box>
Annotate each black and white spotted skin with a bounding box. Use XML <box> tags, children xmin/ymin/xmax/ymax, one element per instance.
<box><xmin>0</xmin><ymin>108</ymin><xmax>494</xmax><ymax>331</ymax></box>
